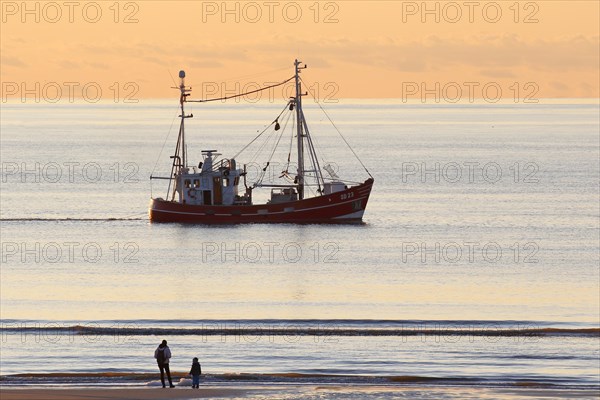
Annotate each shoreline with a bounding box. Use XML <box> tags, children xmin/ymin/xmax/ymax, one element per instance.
<box><xmin>2</xmin><ymin>385</ymin><xmax>600</xmax><ymax>400</ymax></box>
<box><xmin>2</xmin><ymin>371</ymin><xmax>599</xmax><ymax>391</ymax></box>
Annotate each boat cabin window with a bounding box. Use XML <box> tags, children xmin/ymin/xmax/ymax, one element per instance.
<box><xmin>184</xmin><ymin>179</ymin><xmax>191</xmax><ymax>188</ymax></box>
<box><xmin>193</xmin><ymin>179</ymin><xmax>200</xmax><ymax>188</ymax></box>
<box><xmin>223</xmin><ymin>178</ymin><xmax>229</xmax><ymax>187</ymax></box>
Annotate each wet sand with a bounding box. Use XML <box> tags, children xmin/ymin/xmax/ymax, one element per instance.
<box><xmin>0</xmin><ymin>387</ymin><xmax>250</xmax><ymax>399</ymax></box>
<box><xmin>1</xmin><ymin>386</ymin><xmax>599</xmax><ymax>399</ymax></box>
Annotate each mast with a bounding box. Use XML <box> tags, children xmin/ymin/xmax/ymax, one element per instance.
<box><xmin>179</xmin><ymin>70</ymin><xmax>188</xmax><ymax>170</ymax></box>
<box><xmin>166</xmin><ymin>70</ymin><xmax>192</xmax><ymax>200</ymax></box>
<box><xmin>294</xmin><ymin>59</ymin><xmax>306</xmax><ymax>200</ymax></box>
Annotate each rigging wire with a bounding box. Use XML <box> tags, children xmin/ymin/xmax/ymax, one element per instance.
<box><xmin>231</xmin><ymin>102</ymin><xmax>291</xmax><ymax>160</ymax></box>
<box><xmin>151</xmin><ymin>104</ymin><xmax>183</xmax><ymax>177</ymax></box>
<box><xmin>253</xmin><ymin>109</ymin><xmax>293</xmax><ymax>186</ymax></box>
<box><xmin>300</xmin><ymin>76</ymin><xmax>373</xmax><ymax>179</ymax></box>
<box><xmin>250</xmin><ymin>123</ymin><xmax>277</xmax><ymax>164</ymax></box>
<box><xmin>283</xmin><ymin>112</ymin><xmax>296</xmax><ymax>175</ymax></box>
<box><xmin>268</xmin><ymin>110</ymin><xmax>293</xmax><ymax>165</ymax></box>
<box><xmin>189</xmin><ymin>66</ymin><xmax>291</xmax><ymax>87</ymax></box>
<box><xmin>296</xmin><ymin>78</ymin><xmax>334</xmax><ymax>178</ymax></box>
<box><xmin>167</xmin><ymin>68</ymin><xmax>178</xmax><ymax>87</ymax></box>
<box><xmin>266</xmin><ymin>110</ymin><xmax>293</xmax><ymax>170</ymax></box>
<box><xmin>300</xmin><ymin>111</ymin><xmax>325</xmax><ymax>191</ymax></box>
<box><xmin>187</xmin><ymin>76</ymin><xmax>294</xmax><ymax>103</ymax></box>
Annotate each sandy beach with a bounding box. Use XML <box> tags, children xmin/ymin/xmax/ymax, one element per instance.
<box><xmin>2</xmin><ymin>386</ymin><xmax>600</xmax><ymax>400</ymax></box>
<box><xmin>0</xmin><ymin>387</ymin><xmax>252</xmax><ymax>399</ymax></box>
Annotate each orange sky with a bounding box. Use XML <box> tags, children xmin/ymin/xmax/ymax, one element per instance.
<box><xmin>1</xmin><ymin>1</ymin><xmax>599</xmax><ymax>100</ymax></box>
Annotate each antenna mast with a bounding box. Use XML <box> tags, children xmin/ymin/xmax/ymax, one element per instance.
<box><xmin>179</xmin><ymin>70</ymin><xmax>191</xmax><ymax>169</ymax></box>
<box><xmin>294</xmin><ymin>59</ymin><xmax>306</xmax><ymax>200</ymax></box>
<box><xmin>166</xmin><ymin>70</ymin><xmax>192</xmax><ymax>200</ymax></box>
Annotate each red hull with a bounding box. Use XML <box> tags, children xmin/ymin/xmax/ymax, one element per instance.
<box><xmin>150</xmin><ymin>178</ymin><xmax>373</xmax><ymax>224</ymax></box>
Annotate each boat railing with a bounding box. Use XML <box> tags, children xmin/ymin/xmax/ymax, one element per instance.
<box><xmin>212</xmin><ymin>158</ymin><xmax>231</xmax><ymax>172</ymax></box>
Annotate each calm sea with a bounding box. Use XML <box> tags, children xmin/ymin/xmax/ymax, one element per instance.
<box><xmin>1</xmin><ymin>99</ymin><xmax>599</xmax><ymax>393</ymax></box>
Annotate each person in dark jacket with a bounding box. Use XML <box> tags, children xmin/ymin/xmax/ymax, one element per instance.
<box><xmin>189</xmin><ymin>357</ymin><xmax>202</xmax><ymax>388</ymax></box>
<box><xmin>154</xmin><ymin>340</ymin><xmax>175</xmax><ymax>388</ymax></box>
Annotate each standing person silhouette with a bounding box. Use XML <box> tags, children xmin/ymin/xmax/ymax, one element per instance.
<box><xmin>189</xmin><ymin>357</ymin><xmax>202</xmax><ymax>388</ymax></box>
<box><xmin>154</xmin><ymin>340</ymin><xmax>175</xmax><ymax>388</ymax></box>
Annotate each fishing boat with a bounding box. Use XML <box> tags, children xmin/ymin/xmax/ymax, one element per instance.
<box><xmin>149</xmin><ymin>60</ymin><xmax>374</xmax><ymax>223</ymax></box>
